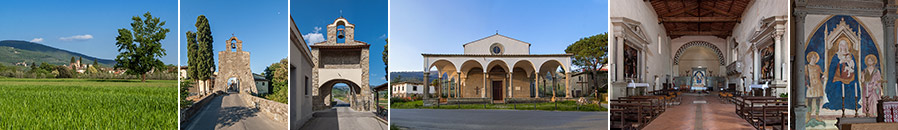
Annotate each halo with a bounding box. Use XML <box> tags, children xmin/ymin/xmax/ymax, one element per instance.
<box><xmin>864</xmin><ymin>54</ymin><xmax>877</xmax><ymax>65</ymax></box>
<box><xmin>807</xmin><ymin>51</ymin><xmax>819</xmax><ymax>63</ymax></box>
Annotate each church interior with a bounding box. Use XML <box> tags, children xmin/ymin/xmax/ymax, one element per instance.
<box><xmin>609</xmin><ymin>0</ymin><xmax>790</xmax><ymax>129</ymax></box>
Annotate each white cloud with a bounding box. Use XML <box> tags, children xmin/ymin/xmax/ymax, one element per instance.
<box><xmin>29</xmin><ymin>38</ymin><xmax>44</xmax><ymax>42</ymax></box>
<box><xmin>302</xmin><ymin>27</ymin><xmax>325</xmax><ymax>44</ymax></box>
<box><xmin>59</xmin><ymin>34</ymin><xmax>93</xmax><ymax>41</ymax></box>
<box><xmin>379</xmin><ymin>34</ymin><xmax>386</xmax><ymax>39</ymax></box>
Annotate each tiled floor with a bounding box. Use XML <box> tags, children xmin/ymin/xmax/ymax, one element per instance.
<box><xmin>642</xmin><ymin>93</ymin><xmax>755</xmax><ymax>130</ymax></box>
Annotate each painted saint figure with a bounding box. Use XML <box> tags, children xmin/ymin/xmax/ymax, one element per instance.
<box><xmin>823</xmin><ymin>37</ymin><xmax>860</xmax><ymax>110</ymax></box>
<box><xmin>806</xmin><ymin>52</ymin><xmax>826</xmax><ymax>126</ymax></box>
<box><xmin>834</xmin><ymin>39</ymin><xmax>855</xmax><ymax>82</ymax></box>
<box><xmin>861</xmin><ymin>54</ymin><xmax>882</xmax><ymax>117</ymax></box>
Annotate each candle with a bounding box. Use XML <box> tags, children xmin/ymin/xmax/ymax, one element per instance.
<box><xmin>842</xmin><ymin>84</ymin><xmax>845</xmax><ymax>98</ymax></box>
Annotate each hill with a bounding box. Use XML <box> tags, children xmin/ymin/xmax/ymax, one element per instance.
<box><xmin>0</xmin><ymin>40</ymin><xmax>116</xmax><ymax>67</ymax></box>
<box><xmin>389</xmin><ymin>71</ymin><xmax>439</xmax><ymax>84</ymax></box>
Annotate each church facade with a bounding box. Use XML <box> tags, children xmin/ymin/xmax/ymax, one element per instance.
<box><xmin>421</xmin><ymin>34</ymin><xmax>572</xmax><ymax>104</ymax></box>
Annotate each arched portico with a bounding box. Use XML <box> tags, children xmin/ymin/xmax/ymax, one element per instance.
<box><xmin>422</xmin><ymin>54</ymin><xmax>573</xmax><ymax>102</ymax></box>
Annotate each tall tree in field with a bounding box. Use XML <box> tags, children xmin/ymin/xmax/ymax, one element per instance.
<box><xmin>114</xmin><ymin>12</ymin><xmax>170</xmax><ymax>82</ymax></box>
<box><xmin>186</xmin><ymin>15</ymin><xmax>215</xmax><ymax>90</ymax></box>
<box><xmin>70</xmin><ymin>57</ymin><xmax>76</xmax><ymax>64</ymax></box>
<box><xmin>564</xmin><ymin>33</ymin><xmax>608</xmax><ymax>95</ymax></box>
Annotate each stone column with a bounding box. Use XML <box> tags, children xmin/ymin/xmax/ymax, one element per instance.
<box><xmin>792</xmin><ymin>10</ymin><xmax>808</xmax><ymax>130</ymax></box>
<box><xmin>457</xmin><ymin>72</ymin><xmax>462</xmax><ymax>98</ymax></box>
<box><xmin>774</xmin><ymin>20</ymin><xmax>785</xmax><ymax>84</ymax></box>
<box><xmin>753</xmin><ymin>48</ymin><xmax>760</xmax><ymax>83</ymax></box>
<box><xmin>534</xmin><ymin>73</ymin><xmax>540</xmax><ymax>98</ymax></box>
<box><xmin>437</xmin><ymin>74</ymin><xmax>443</xmax><ymax>99</ymax></box>
<box><xmin>882</xmin><ymin>14</ymin><xmax>898</xmax><ymax>96</ymax></box>
<box><xmin>508</xmin><ymin>72</ymin><xmax>513</xmax><ymax>98</ymax></box>
<box><xmin>460</xmin><ymin>73</ymin><xmax>467</xmax><ymax>98</ymax></box>
<box><xmin>565</xmin><ymin>72</ymin><xmax>572</xmax><ymax>98</ymax></box>
<box><xmin>423</xmin><ymin>71</ymin><xmax>430</xmax><ymax>100</ymax></box>
<box><xmin>482</xmin><ymin>71</ymin><xmax>488</xmax><ymax>98</ymax></box>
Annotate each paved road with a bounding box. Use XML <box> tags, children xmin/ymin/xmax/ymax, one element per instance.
<box><xmin>392</xmin><ymin>109</ymin><xmax>606</xmax><ymax>130</ymax></box>
<box><xmin>299</xmin><ymin>99</ymin><xmax>388</xmax><ymax>130</ymax></box>
<box><xmin>185</xmin><ymin>94</ymin><xmax>287</xmax><ymax>130</ymax></box>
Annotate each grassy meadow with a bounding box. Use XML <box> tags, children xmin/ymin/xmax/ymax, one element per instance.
<box><xmin>0</xmin><ymin>78</ymin><xmax>176</xmax><ymax>129</ymax></box>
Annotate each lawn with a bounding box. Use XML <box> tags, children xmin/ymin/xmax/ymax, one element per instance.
<box><xmin>391</xmin><ymin>100</ymin><xmax>606</xmax><ymax>112</ymax></box>
<box><xmin>0</xmin><ymin>78</ymin><xmax>177</xmax><ymax>129</ymax></box>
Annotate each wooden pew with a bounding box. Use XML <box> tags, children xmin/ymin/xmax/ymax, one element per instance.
<box><xmin>737</xmin><ymin>97</ymin><xmax>786</xmax><ymax>129</ymax></box>
<box><xmin>611</xmin><ymin>98</ymin><xmax>661</xmax><ymax>129</ymax></box>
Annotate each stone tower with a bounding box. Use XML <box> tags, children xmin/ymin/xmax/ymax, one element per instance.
<box><xmin>311</xmin><ymin>17</ymin><xmax>372</xmax><ymax>111</ymax></box>
<box><xmin>215</xmin><ymin>36</ymin><xmax>257</xmax><ymax>94</ymax></box>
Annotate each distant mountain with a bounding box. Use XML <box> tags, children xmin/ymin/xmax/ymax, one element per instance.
<box><xmin>0</xmin><ymin>40</ymin><xmax>116</xmax><ymax>67</ymax></box>
<box><xmin>390</xmin><ymin>71</ymin><xmax>439</xmax><ymax>84</ymax></box>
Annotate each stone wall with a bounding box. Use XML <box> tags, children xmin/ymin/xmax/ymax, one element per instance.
<box><xmin>239</xmin><ymin>93</ymin><xmax>288</xmax><ymax>124</ymax></box>
<box><xmin>464</xmin><ymin>70</ymin><xmax>484</xmax><ymax>97</ymax></box>
<box><xmin>216</xmin><ymin>48</ymin><xmax>256</xmax><ymax>94</ymax></box>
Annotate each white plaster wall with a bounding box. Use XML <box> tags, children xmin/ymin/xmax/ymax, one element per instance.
<box><xmin>727</xmin><ymin>0</ymin><xmax>788</xmax><ymax>91</ymax></box>
<box><xmin>670</xmin><ymin>36</ymin><xmax>727</xmax><ymax>76</ymax></box>
<box><xmin>289</xmin><ymin>31</ymin><xmax>315</xmax><ymax>129</ymax></box>
<box><xmin>463</xmin><ymin>35</ymin><xmax>530</xmax><ymax>55</ymax></box>
<box><xmin>609</xmin><ymin>0</ymin><xmax>673</xmax><ymax>97</ymax></box>
<box><xmin>317</xmin><ymin>69</ymin><xmax>363</xmax><ymax>85</ymax></box>
<box><xmin>857</xmin><ymin>16</ymin><xmax>885</xmax><ymax>51</ymax></box>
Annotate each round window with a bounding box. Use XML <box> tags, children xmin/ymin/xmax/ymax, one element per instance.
<box><xmin>490</xmin><ymin>43</ymin><xmax>503</xmax><ymax>55</ymax></box>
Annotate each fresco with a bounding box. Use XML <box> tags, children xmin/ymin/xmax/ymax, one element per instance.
<box><xmin>804</xmin><ymin>15</ymin><xmax>884</xmax><ymax>128</ymax></box>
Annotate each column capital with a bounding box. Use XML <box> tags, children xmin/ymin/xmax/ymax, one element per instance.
<box><xmin>793</xmin><ymin>10</ymin><xmax>808</xmax><ymax>21</ymax></box>
<box><xmin>881</xmin><ymin>15</ymin><xmax>897</xmax><ymax>28</ymax></box>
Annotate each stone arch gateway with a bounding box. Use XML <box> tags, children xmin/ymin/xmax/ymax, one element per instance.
<box><xmin>215</xmin><ymin>36</ymin><xmax>257</xmax><ymax>94</ymax></box>
<box><xmin>310</xmin><ymin>17</ymin><xmax>373</xmax><ymax>111</ymax></box>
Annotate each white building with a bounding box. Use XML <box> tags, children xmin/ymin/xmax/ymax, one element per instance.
<box><xmin>289</xmin><ymin>17</ymin><xmax>316</xmax><ymax>129</ymax></box>
<box><xmin>391</xmin><ymin>82</ymin><xmax>436</xmax><ymax>98</ymax></box>
<box><xmin>253</xmin><ymin>74</ymin><xmax>269</xmax><ymax>94</ymax></box>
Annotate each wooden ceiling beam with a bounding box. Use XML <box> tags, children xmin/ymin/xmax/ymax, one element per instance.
<box><xmin>662</xmin><ymin>5</ymin><xmax>699</xmax><ymax>17</ymax></box>
<box><xmin>668</xmin><ymin>31</ymin><xmax>730</xmax><ymax>36</ymax></box>
<box><xmin>700</xmin><ymin>5</ymin><xmax>735</xmax><ymax>16</ymax></box>
<box><xmin>660</xmin><ymin>17</ymin><xmax>739</xmax><ymax>22</ymax></box>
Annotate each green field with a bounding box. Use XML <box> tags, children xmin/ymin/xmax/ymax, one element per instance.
<box><xmin>0</xmin><ymin>78</ymin><xmax>177</xmax><ymax>129</ymax></box>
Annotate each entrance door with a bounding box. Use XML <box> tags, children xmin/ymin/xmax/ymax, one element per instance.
<box><xmin>492</xmin><ymin>81</ymin><xmax>503</xmax><ymax>100</ymax></box>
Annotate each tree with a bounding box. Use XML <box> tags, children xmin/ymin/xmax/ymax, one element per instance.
<box><xmin>70</xmin><ymin>57</ymin><xmax>76</xmax><ymax>64</ymax></box>
<box><xmin>186</xmin><ymin>31</ymin><xmax>198</xmax><ymax>80</ymax></box>
<box><xmin>93</xmin><ymin>59</ymin><xmax>99</xmax><ymax>67</ymax></box>
<box><xmin>79</xmin><ymin>57</ymin><xmax>83</xmax><ymax>64</ymax></box>
<box><xmin>383</xmin><ymin>39</ymin><xmax>388</xmax><ymax>80</ymax></box>
<box><xmin>114</xmin><ymin>12</ymin><xmax>170</xmax><ymax>82</ymax></box>
<box><xmin>264</xmin><ymin>58</ymin><xmax>289</xmax><ymax>103</ymax></box>
<box><xmin>564</xmin><ymin>33</ymin><xmax>608</xmax><ymax>96</ymax></box>
<box><xmin>186</xmin><ymin>15</ymin><xmax>215</xmax><ymax>88</ymax></box>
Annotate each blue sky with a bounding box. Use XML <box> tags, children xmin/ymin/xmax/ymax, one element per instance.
<box><xmin>0</xmin><ymin>0</ymin><xmax>178</xmax><ymax>65</ymax></box>
<box><xmin>180</xmin><ymin>0</ymin><xmax>288</xmax><ymax>74</ymax></box>
<box><xmin>390</xmin><ymin>0</ymin><xmax>608</xmax><ymax>71</ymax></box>
<box><xmin>292</xmin><ymin>0</ymin><xmax>389</xmax><ymax>85</ymax></box>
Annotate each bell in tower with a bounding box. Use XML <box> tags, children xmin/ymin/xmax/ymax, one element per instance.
<box><xmin>337</xmin><ymin>28</ymin><xmax>346</xmax><ymax>39</ymax></box>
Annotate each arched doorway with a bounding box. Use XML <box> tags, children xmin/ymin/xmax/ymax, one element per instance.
<box><xmin>317</xmin><ymin>79</ymin><xmax>363</xmax><ymax>110</ymax></box>
<box><xmin>227</xmin><ymin>77</ymin><xmax>239</xmax><ymax>93</ymax></box>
